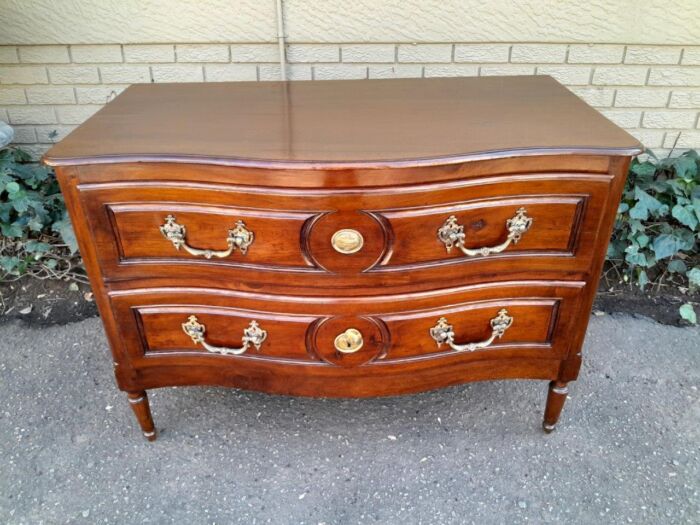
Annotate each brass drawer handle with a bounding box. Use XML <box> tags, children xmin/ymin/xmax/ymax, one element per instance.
<box><xmin>160</xmin><ymin>215</ymin><xmax>254</xmax><ymax>259</ymax></box>
<box><xmin>437</xmin><ymin>207</ymin><xmax>532</xmax><ymax>257</ymax></box>
<box><xmin>182</xmin><ymin>315</ymin><xmax>267</xmax><ymax>356</ymax></box>
<box><xmin>334</xmin><ymin>328</ymin><xmax>364</xmax><ymax>354</ymax></box>
<box><xmin>429</xmin><ymin>309</ymin><xmax>513</xmax><ymax>352</ymax></box>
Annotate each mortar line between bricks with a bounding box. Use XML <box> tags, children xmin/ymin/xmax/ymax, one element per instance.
<box><xmin>250</xmin><ymin>41</ymin><xmax>697</xmax><ymax>46</ymax></box>
<box><xmin>6</xmin><ymin>41</ymin><xmax>700</xmax><ymax>48</ymax></box>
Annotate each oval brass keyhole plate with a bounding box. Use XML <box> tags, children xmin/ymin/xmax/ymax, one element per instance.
<box><xmin>334</xmin><ymin>328</ymin><xmax>364</xmax><ymax>354</ymax></box>
<box><xmin>331</xmin><ymin>229</ymin><xmax>364</xmax><ymax>254</ymax></box>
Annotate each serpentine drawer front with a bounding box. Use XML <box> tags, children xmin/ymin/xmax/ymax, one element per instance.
<box><xmin>44</xmin><ymin>76</ymin><xmax>642</xmax><ymax>440</ymax></box>
<box><xmin>77</xmin><ymin>173</ymin><xmax>613</xmax><ymax>292</ymax></box>
<box><xmin>110</xmin><ymin>282</ymin><xmax>583</xmax><ymax>381</ymax></box>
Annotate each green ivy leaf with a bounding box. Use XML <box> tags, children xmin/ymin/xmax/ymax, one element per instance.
<box><xmin>652</xmin><ymin>233</ymin><xmax>684</xmax><ymax>260</ymax></box>
<box><xmin>679</xmin><ymin>304</ymin><xmax>697</xmax><ymax>325</ymax></box>
<box><xmin>630</xmin><ymin>161</ymin><xmax>656</xmax><ymax>178</ymax></box>
<box><xmin>688</xmin><ymin>267</ymin><xmax>700</xmax><ymax>288</ymax></box>
<box><xmin>0</xmin><ymin>203</ymin><xmax>11</xmax><ymax>222</ymax></box>
<box><xmin>1</xmin><ymin>221</ymin><xmax>24</xmax><ymax>238</ymax></box>
<box><xmin>24</xmin><ymin>240</ymin><xmax>52</xmax><ymax>254</ymax></box>
<box><xmin>668</xmin><ymin>178</ymin><xmax>689</xmax><ymax>197</ymax></box>
<box><xmin>692</xmin><ymin>186</ymin><xmax>700</xmax><ymax>221</ymax></box>
<box><xmin>0</xmin><ymin>256</ymin><xmax>20</xmax><ymax>275</ymax></box>
<box><xmin>625</xmin><ymin>250</ymin><xmax>647</xmax><ymax>267</ymax></box>
<box><xmin>629</xmin><ymin>202</ymin><xmax>648</xmax><ymax>220</ymax></box>
<box><xmin>673</xmin><ymin>156</ymin><xmax>698</xmax><ymax>181</ymax></box>
<box><xmin>645</xmin><ymin>252</ymin><xmax>657</xmax><ymax>268</ymax></box>
<box><xmin>635</xmin><ymin>186</ymin><xmax>663</xmax><ymax>212</ymax></box>
<box><xmin>629</xmin><ymin>220</ymin><xmax>645</xmax><ymax>233</ymax></box>
<box><xmin>674</xmin><ymin>228</ymin><xmax>697</xmax><ymax>251</ymax></box>
<box><xmin>52</xmin><ymin>213</ymin><xmax>78</xmax><ymax>254</ymax></box>
<box><xmin>10</xmin><ymin>194</ymin><xmax>31</xmax><ymax>213</ymax></box>
<box><xmin>672</xmin><ymin>203</ymin><xmax>699</xmax><ymax>230</ymax></box>
<box><xmin>27</xmin><ymin>215</ymin><xmax>44</xmax><ymax>232</ymax></box>
<box><xmin>5</xmin><ymin>181</ymin><xmax>20</xmax><ymax>193</ymax></box>
<box><xmin>667</xmin><ymin>259</ymin><xmax>687</xmax><ymax>273</ymax></box>
<box><xmin>607</xmin><ymin>239</ymin><xmax>626</xmax><ymax>259</ymax></box>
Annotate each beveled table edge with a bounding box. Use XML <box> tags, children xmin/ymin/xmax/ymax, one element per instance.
<box><xmin>43</xmin><ymin>145</ymin><xmax>644</xmax><ymax>169</ymax></box>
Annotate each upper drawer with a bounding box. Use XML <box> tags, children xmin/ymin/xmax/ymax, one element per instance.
<box><xmin>79</xmin><ymin>171</ymin><xmax>616</xmax><ymax>293</ymax></box>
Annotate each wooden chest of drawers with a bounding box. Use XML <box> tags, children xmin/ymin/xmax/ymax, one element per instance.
<box><xmin>44</xmin><ymin>76</ymin><xmax>642</xmax><ymax>440</ymax></box>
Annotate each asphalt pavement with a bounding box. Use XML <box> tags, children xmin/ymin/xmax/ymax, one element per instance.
<box><xmin>0</xmin><ymin>314</ymin><xmax>698</xmax><ymax>524</ymax></box>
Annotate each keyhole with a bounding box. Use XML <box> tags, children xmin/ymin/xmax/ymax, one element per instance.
<box><xmin>470</xmin><ymin>219</ymin><xmax>485</xmax><ymax>231</ymax></box>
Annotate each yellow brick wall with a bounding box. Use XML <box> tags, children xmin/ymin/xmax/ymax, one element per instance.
<box><xmin>2</xmin><ymin>42</ymin><xmax>699</xmax><ymax>158</ymax></box>
<box><xmin>1</xmin><ymin>1</ymin><xmax>699</xmax><ymax>158</ymax></box>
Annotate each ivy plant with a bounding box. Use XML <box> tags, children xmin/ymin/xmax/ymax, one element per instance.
<box><xmin>0</xmin><ymin>147</ymin><xmax>79</xmax><ymax>280</ymax></box>
<box><xmin>608</xmin><ymin>150</ymin><xmax>700</xmax><ymax>289</ymax></box>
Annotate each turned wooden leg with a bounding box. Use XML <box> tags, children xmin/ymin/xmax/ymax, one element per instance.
<box><xmin>127</xmin><ymin>391</ymin><xmax>157</xmax><ymax>441</ymax></box>
<box><xmin>543</xmin><ymin>380</ymin><xmax>569</xmax><ymax>433</ymax></box>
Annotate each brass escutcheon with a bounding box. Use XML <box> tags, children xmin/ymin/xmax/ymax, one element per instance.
<box><xmin>334</xmin><ymin>328</ymin><xmax>364</xmax><ymax>354</ymax></box>
<box><xmin>331</xmin><ymin>229</ymin><xmax>364</xmax><ymax>254</ymax></box>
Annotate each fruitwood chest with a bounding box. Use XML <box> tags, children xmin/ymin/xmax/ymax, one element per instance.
<box><xmin>44</xmin><ymin>76</ymin><xmax>642</xmax><ymax>440</ymax></box>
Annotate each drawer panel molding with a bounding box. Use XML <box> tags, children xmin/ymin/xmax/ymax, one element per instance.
<box><xmin>111</xmin><ymin>281</ymin><xmax>583</xmax><ymax>386</ymax></box>
<box><xmin>82</xmin><ymin>176</ymin><xmax>608</xmax><ymax>292</ymax></box>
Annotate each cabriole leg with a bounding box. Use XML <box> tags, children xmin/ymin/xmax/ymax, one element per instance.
<box><xmin>543</xmin><ymin>380</ymin><xmax>569</xmax><ymax>433</ymax></box>
<box><xmin>127</xmin><ymin>391</ymin><xmax>157</xmax><ymax>441</ymax></box>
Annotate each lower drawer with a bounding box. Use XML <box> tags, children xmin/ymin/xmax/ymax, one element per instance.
<box><xmin>110</xmin><ymin>281</ymin><xmax>585</xmax><ymax>396</ymax></box>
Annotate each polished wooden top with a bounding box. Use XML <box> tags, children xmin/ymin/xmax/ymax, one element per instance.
<box><xmin>44</xmin><ymin>76</ymin><xmax>642</xmax><ymax>168</ymax></box>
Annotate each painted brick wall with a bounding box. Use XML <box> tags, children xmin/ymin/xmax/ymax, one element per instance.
<box><xmin>1</xmin><ymin>42</ymin><xmax>699</xmax><ymax>158</ymax></box>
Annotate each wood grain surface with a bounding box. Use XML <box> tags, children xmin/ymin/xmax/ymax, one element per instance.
<box><xmin>44</xmin><ymin>76</ymin><xmax>642</xmax><ymax>168</ymax></box>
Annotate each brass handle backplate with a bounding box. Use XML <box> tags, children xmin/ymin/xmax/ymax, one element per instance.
<box><xmin>437</xmin><ymin>207</ymin><xmax>532</xmax><ymax>257</ymax></box>
<box><xmin>429</xmin><ymin>309</ymin><xmax>513</xmax><ymax>352</ymax></box>
<box><xmin>182</xmin><ymin>315</ymin><xmax>267</xmax><ymax>356</ymax></box>
<box><xmin>334</xmin><ymin>328</ymin><xmax>364</xmax><ymax>354</ymax></box>
<box><xmin>160</xmin><ymin>215</ymin><xmax>254</xmax><ymax>259</ymax></box>
<box><xmin>331</xmin><ymin>229</ymin><xmax>364</xmax><ymax>254</ymax></box>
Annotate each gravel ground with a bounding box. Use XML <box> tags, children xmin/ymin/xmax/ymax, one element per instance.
<box><xmin>0</xmin><ymin>314</ymin><xmax>698</xmax><ymax>525</ymax></box>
